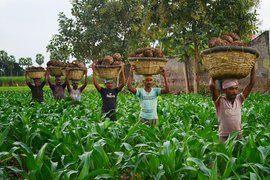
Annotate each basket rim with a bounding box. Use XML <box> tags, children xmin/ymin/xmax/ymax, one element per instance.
<box><xmin>47</xmin><ymin>66</ymin><xmax>65</xmax><ymax>69</ymax></box>
<box><xmin>66</xmin><ymin>67</ymin><xmax>85</xmax><ymax>71</ymax></box>
<box><xmin>128</xmin><ymin>57</ymin><xmax>167</xmax><ymax>61</ymax></box>
<box><xmin>96</xmin><ymin>65</ymin><xmax>121</xmax><ymax>69</ymax></box>
<box><xmin>201</xmin><ymin>46</ymin><xmax>259</xmax><ymax>57</ymax></box>
<box><xmin>26</xmin><ymin>69</ymin><xmax>46</xmax><ymax>72</ymax></box>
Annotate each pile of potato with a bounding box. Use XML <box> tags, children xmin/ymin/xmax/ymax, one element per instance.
<box><xmin>128</xmin><ymin>47</ymin><xmax>164</xmax><ymax>58</ymax></box>
<box><xmin>46</xmin><ymin>60</ymin><xmax>66</xmax><ymax>67</ymax></box>
<box><xmin>96</xmin><ymin>53</ymin><xmax>123</xmax><ymax>66</ymax></box>
<box><xmin>66</xmin><ymin>60</ymin><xmax>86</xmax><ymax>69</ymax></box>
<box><xmin>26</xmin><ymin>66</ymin><xmax>45</xmax><ymax>71</ymax></box>
<box><xmin>208</xmin><ymin>33</ymin><xmax>246</xmax><ymax>48</ymax></box>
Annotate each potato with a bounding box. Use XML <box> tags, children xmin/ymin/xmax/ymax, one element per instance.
<box><xmin>102</xmin><ymin>55</ymin><xmax>114</xmax><ymax>65</ymax></box>
<box><xmin>227</xmin><ymin>32</ymin><xmax>240</xmax><ymax>41</ymax></box>
<box><xmin>128</xmin><ymin>53</ymin><xmax>136</xmax><ymax>57</ymax></box>
<box><xmin>153</xmin><ymin>48</ymin><xmax>163</xmax><ymax>57</ymax></box>
<box><xmin>112</xmin><ymin>53</ymin><xmax>122</xmax><ymax>61</ymax></box>
<box><xmin>135</xmin><ymin>48</ymin><xmax>144</xmax><ymax>54</ymax></box>
<box><xmin>221</xmin><ymin>35</ymin><xmax>234</xmax><ymax>43</ymax></box>
<box><xmin>136</xmin><ymin>53</ymin><xmax>144</xmax><ymax>57</ymax></box>
<box><xmin>112</xmin><ymin>61</ymin><xmax>122</xmax><ymax>65</ymax></box>
<box><xmin>208</xmin><ymin>37</ymin><xmax>218</xmax><ymax>48</ymax></box>
<box><xmin>143</xmin><ymin>49</ymin><xmax>153</xmax><ymax>57</ymax></box>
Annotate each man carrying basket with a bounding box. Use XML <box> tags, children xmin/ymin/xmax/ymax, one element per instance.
<box><xmin>66</xmin><ymin>69</ymin><xmax>88</xmax><ymax>103</ymax></box>
<box><xmin>209</xmin><ymin>67</ymin><xmax>256</xmax><ymax>143</ymax></box>
<box><xmin>92</xmin><ymin>63</ymin><xmax>126</xmax><ymax>121</ymax></box>
<box><xmin>46</xmin><ymin>74</ymin><xmax>67</xmax><ymax>100</ymax></box>
<box><xmin>25</xmin><ymin>72</ymin><xmax>47</xmax><ymax>103</ymax></box>
<box><xmin>127</xmin><ymin>65</ymin><xmax>169</xmax><ymax>125</ymax></box>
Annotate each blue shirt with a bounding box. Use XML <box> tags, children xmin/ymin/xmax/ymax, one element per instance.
<box><xmin>136</xmin><ymin>88</ymin><xmax>161</xmax><ymax>120</ymax></box>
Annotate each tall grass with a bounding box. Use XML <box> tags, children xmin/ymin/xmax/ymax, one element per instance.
<box><xmin>0</xmin><ymin>75</ymin><xmax>95</xmax><ymax>87</ymax></box>
<box><xmin>0</xmin><ymin>91</ymin><xmax>269</xmax><ymax>179</ymax></box>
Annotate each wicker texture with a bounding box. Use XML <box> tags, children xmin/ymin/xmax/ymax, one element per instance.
<box><xmin>68</xmin><ymin>68</ymin><xmax>85</xmax><ymax>81</ymax></box>
<box><xmin>95</xmin><ymin>65</ymin><xmax>121</xmax><ymax>79</ymax></box>
<box><xmin>128</xmin><ymin>57</ymin><xmax>167</xmax><ymax>75</ymax></box>
<box><xmin>26</xmin><ymin>71</ymin><xmax>45</xmax><ymax>79</ymax></box>
<box><xmin>201</xmin><ymin>46</ymin><xmax>259</xmax><ymax>79</ymax></box>
<box><xmin>48</xmin><ymin>67</ymin><xmax>63</xmax><ymax>77</ymax></box>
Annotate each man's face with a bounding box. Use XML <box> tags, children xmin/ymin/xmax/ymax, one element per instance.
<box><xmin>105</xmin><ymin>82</ymin><xmax>113</xmax><ymax>89</ymax></box>
<box><xmin>224</xmin><ymin>86</ymin><xmax>238</xmax><ymax>101</ymax></box>
<box><xmin>72</xmin><ymin>83</ymin><xmax>78</xmax><ymax>89</ymax></box>
<box><xmin>34</xmin><ymin>79</ymin><xmax>41</xmax><ymax>86</ymax></box>
<box><xmin>55</xmin><ymin>77</ymin><xmax>61</xmax><ymax>85</ymax></box>
<box><xmin>143</xmin><ymin>78</ymin><xmax>153</xmax><ymax>88</ymax></box>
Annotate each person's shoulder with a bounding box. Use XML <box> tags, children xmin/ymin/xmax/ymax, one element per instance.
<box><xmin>153</xmin><ymin>87</ymin><xmax>161</xmax><ymax>93</ymax></box>
<box><xmin>237</xmin><ymin>93</ymin><xmax>245</xmax><ymax>102</ymax></box>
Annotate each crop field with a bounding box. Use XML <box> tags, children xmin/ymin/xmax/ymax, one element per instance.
<box><xmin>0</xmin><ymin>90</ymin><xmax>270</xmax><ymax>179</ymax></box>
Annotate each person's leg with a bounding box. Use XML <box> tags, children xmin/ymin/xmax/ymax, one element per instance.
<box><xmin>219</xmin><ymin>136</ymin><xmax>228</xmax><ymax>143</ymax></box>
<box><xmin>140</xmin><ymin>118</ymin><xmax>158</xmax><ymax>126</ymax></box>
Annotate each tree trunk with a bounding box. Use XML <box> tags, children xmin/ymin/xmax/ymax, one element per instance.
<box><xmin>193</xmin><ymin>39</ymin><xmax>200</xmax><ymax>93</ymax></box>
<box><xmin>183</xmin><ymin>56</ymin><xmax>190</xmax><ymax>93</ymax></box>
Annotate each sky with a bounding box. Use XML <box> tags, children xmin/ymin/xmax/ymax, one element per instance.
<box><xmin>0</xmin><ymin>0</ymin><xmax>270</xmax><ymax>67</ymax></box>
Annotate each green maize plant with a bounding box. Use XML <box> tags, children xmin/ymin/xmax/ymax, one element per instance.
<box><xmin>0</xmin><ymin>90</ymin><xmax>270</xmax><ymax>179</ymax></box>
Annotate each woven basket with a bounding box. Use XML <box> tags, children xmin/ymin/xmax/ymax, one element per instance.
<box><xmin>128</xmin><ymin>57</ymin><xmax>167</xmax><ymax>75</ymax></box>
<box><xmin>201</xmin><ymin>46</ymin><xmax>259</xmax><ymax>79</ymax></box>
<box><xmin>48</xmin><ymin>67</ymin><xmax>63</xmax><ymax>77</ymax></box>
<box><xmin>26</xmin><ymin>70</ymin><xmax>46</xmax><ymax>79</ymax></box>
<box><xmin>68</xmin><ymin>68</ymin><xmax>85</xmax><ymax>81</ymax></box>
<box><xmin>95</xmin><ymin>65</ymin><xmax>121</xmax><ymax>79</ymax></box>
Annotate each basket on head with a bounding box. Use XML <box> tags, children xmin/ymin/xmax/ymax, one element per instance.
<box><xmin>26</xmin><ymin>70</ymin><xmax>46</xmax><ymax>79</ymax></box>
<box><xmin>128</xmin><ymin>57</ymin><xmax>167</xmax><ymax>75</ymax></box>
<box><xmin>67</xmin><ymin>68</ymin><xmax>85</xmax><ymax>81</ymax></box>
<box><xmin>95</xmin><ymin>65</ymin><xmax>121</xmax><ymax>79</ymax></box>
<box><xmin>201</xmin><ymin>46</ymin><xmax>259</xmax><ymax>80</ymax></box>
<box><xmin>48</xmin><ymin>67</ymin><xmax>63</xmax><ymax>77</ymax></box>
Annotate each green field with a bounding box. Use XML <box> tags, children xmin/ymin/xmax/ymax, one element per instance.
<box><xmin>0</xmin><ymin>91</ymin><xmax>270</xmax><ymax>179</ymax></box>
<box><xmin>0</xmin><ymin>84</ymin><xmax>95</xmax><ymax>91</ymax></box>
<box><xmin>0</xmin><ymin>76</ymin><xmax>95</xmax><ymax>87</ymax></box>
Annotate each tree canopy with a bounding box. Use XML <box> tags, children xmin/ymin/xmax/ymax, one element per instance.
<box><xmin>48</xmin><ymin>0</ymin><xmax>260</xmax><ymax>63</ymax></box>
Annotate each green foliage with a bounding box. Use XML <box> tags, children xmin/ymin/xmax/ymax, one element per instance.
<box><xmin>35</xmin><ymin>54</ymin><xmax>44</xmax><ymax>66</ymax></box>
<box><xmin>0</xmin><ymin>76</ymin><xmax>26</xmax><ymax>86</ymax></box>
<box><xmin>0</xmin><ymin>91</ymin><xmax>270</xmax><ymax>179</ymax></box>
<box><xmin>47</xmin><ymin>0</ymin><xmax>149</xmax><ymax>62</ymax></box>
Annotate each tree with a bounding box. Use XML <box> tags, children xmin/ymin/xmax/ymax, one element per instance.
<box><xmin>0</xmin><ymin>50</ymin><xmax>8</xmax><ymax>76</ymax></box>
<box><xmin>7</xmin><ymin>55</ymin><xmax>16</xmax><ymax>76</ymax></box>
<box><xmin>47</xmin><ymin>0</ymin><xmax>149</xmax><ymax>62</ymax></box>
<box><xmin>25</xmin><ymin>57</ymin><xmax>33</xmax><ymax>68</ymax></box>
<box><xmin>145</xmin><ymin>0</ymin><xmax>260</xmax><ymax>93</ymax></box>
<box><xmin>35</xmin><ymin>53</ymin><xmax>45</xmax><ymax>66</ymax></box>
<box><xmin>47</xmin><ymin>34</ymin><xmax>72</xmax><ymax>62</ymax></box>
<box><xmin>19</xmin><ymin>57</ymin><xmax>26</xmax><ymax>69</ymax></box>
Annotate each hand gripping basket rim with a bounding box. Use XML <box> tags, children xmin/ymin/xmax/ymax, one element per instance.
<box><xmin>95</xmin><ymin>64</ymin><xmax>121</xmax><ymax>79</ymax></box>
<box><xmin>201</xmin><ymin>46</ymin><xmax>259</xmax><ymax>80</ymax></box>
<box><xmin>128</xmin><ymin>57</ymin><xmax>167</xmax><ymax>75</ymax></box>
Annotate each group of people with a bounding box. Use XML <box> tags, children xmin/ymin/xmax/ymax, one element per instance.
<box><xmin>25</xmin><ymin>69</ymin><xmax>88</xmax><ymax>103</ymax></box>
<box><xmin>25</xmin><ymin>63</ymin><xmax>256</xmax><ymax>143</ymax></box>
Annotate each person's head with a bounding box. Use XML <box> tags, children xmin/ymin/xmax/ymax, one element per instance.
<box><xmin>143</xmin><ymin>75</ymin><xmax>153</xmax><ymax>88</ymax></box>
<box><xmin>55</xmin><ymin>76</ymin><xmax>61</xmax><ymax>85</ymax></box>
<box><xmin>104</xmin><ymin>79</ymin><xmax>114</xmax><ymax>89</ymax></box>
<box><xmin>222</xmin><ymin>79</ymin><xmax>239</xmax><ymax>101</ymax></box>
<box><xmin>33</xmin><ymin>78</ymin><xmax>41</xmax><ymax>86</ymax></box>
<box><xmin>72</xmin><ymin>81</ymin><xmax>79</xmax><ymax>89</ymax></box>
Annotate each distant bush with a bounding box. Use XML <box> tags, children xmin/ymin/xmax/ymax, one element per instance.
<box><xmin>0</xmin><ymin>76</ymin><xmax>26</xmax><ymax>86</ymax></box>
<box><xmin>0</xmin><ymin>75</ymin><xmax>96</xmax><ymax>86</ymax></box>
